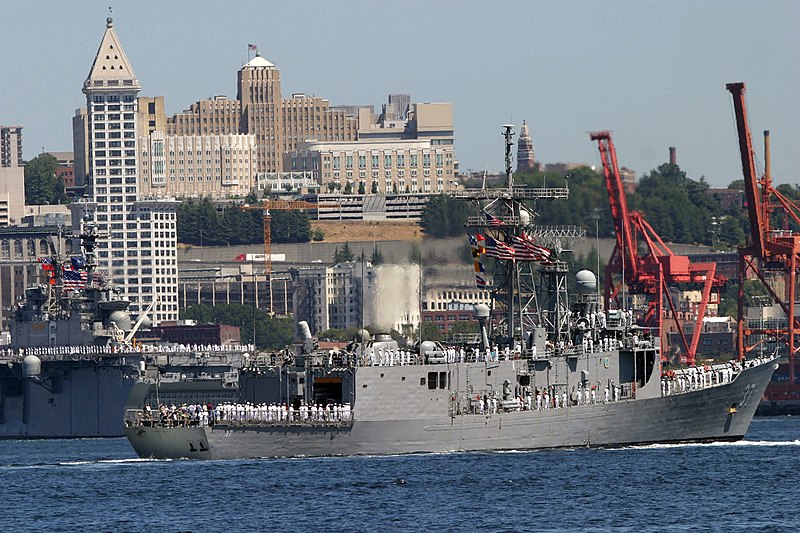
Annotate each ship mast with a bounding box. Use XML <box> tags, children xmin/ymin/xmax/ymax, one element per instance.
<box><xmin>452</xmin><ymin>125</ymin><xmax>584</xmax><ymax>349</ymax></box>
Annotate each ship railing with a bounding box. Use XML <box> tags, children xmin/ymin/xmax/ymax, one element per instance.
<box><xmin>215</xmin><ymin>413</ymin><xmax>355</xmax><ymax>428</ymax></box>
<box><xmin>451</xmin><ymin>186</ymin><xmax>569</xmax><ymax>201</ymax></box>
<box><xmin>659</xmin><ymin>356</ymin><xmax>773</xmax><ymax>397</ymax></box>
<box><xmin>123</xmin><ymin>408</ymin><xmax>356</xmax><ymax>428</ymax></box>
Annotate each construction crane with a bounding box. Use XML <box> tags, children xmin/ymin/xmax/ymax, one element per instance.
<box><xmin>590</xmin><ymin>131</ymin><xmax>726</xmax><ymax>365</ymax></box>
<box><xmin>726</xmin><ymin>82</ymin><xmax>800</xmax><ymax>386</ymax></box>
<box><xmin>241</xmin><ymin>200</ymin><xmax>317</xmax><ymax>312</ymax></box>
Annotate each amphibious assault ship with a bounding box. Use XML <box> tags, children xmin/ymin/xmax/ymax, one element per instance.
<box><xmin>124</xmin><ymin>126</ymin><xmax>777</xmax><ymax>460</ymax></box>
<box><xmin>0</xmin><ymin>220</ymin><xmax>249</xmax><ymax>439</ymax></box>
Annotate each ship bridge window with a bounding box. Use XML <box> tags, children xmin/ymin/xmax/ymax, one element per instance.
<box><xmin>427</xmin><ymin>372</ymin><xmax>449</xmax><ymax>390</ymax></box>
<box><xmin>428</xmin><ymin>372</ymin><xmax>437</xmax><ymax>390</ymax></box>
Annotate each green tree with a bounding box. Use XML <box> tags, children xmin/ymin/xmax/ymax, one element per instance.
<box><xmin>370</xmin><ymin>244</ymin><xmax>384</xmax><ymax>265</ymax></box>
<box><xmin>371</xmin><ymin>181</ymin><xmax>379</xmax><ymax>194</ymax></box>
<box><xmin>420</xmin><ymin>194</ymin><xmax>469</xmax><ymax>238</ymax></box>
<box><xmin>271</xmin><ymin>210</ymin><xmax>311</xmax><ymax>244</ymax></box>
<box><xmin>181</xmin><ymin>303</ymin><xmax>213</xmax><ymax>324</ymax></box>
<box><xmin>24</xmin><ymin>154</ymin><xmax>64</xmax><ymax>205</ymax></box>
<box><xmin>180</xmin><ymin>303</ymin><xmax>294</xmax><ymax>349</ymax></box>
<box><xmin>344</xmin><ymin>182</ymin><xmax>353</xmax><ymax>194</ymax></box>
<box><xmin>333</xmin><ymin>241</ymin><xmax>354</xmax><ymax>263</ymax></box>
<box><xmin>419</xmin><ymin>320</ymin><xmax>443</xmax><ymax>342</ymax></box>
<box><xmin>358</xmin><ymin>181</ymin><xmax>366</xmax><ymax>195</ymax></box>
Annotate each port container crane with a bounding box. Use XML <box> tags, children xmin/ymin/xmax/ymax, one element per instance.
<box><xmin>590</xmin><ymin>131</ymin><xmax>726</xmax><ymax>365</ymax></box>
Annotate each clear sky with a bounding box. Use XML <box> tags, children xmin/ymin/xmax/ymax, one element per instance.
<box><xmin>1</xmin><ymin>0</ymin><xmax>797</xmax><ymax>187</ymax></box>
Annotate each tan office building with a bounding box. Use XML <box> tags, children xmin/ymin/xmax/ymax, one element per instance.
<box><xmin>166</xmin><ymin>53</ymin><xmax>359</xmax><ymax>174</ymax></box>
<box><xmin>286</xmin><ymin>139</ymin><xmax>457</xmax><ymax>194</ymax></box>
<box><xmin>139</xmin><ymin>131</ymin><xmax>257</xmax><ymax>199</ymax></box>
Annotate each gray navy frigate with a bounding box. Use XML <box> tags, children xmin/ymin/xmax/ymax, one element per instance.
<box><xmin>124</xmin><ymin>126</ymin><xmax>777</xmax><ymax>459</ymax></box>
<box><xmin>0</xmin><ymin>219</ymin><xmax>250</xmax><ymax>439</ymax></box>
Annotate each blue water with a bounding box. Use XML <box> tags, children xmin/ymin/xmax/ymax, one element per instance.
<box><xmin>1</xmin><ymin>417</ymin><xmax>799</xmax><ymax>532</ymax></box>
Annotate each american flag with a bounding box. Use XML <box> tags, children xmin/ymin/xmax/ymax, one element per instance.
<box><xmin>484</xmin><ymin>236</ymin><xmax>515</xmax><ymax>260</ymax></box>
<box><xmin>486</xmin><ymin>214</ymin><xmax>505</xmax><ymax>227</ymax></box>
<box><xmin>248</xmin><ymin>43</ymin><xmax>258</xmax><ymax>51</ymax></box>
<box><xmin>475</xmin><ymin>275</ymin><xmax>488</xmax><ymax>288</ymax></box>
<box><xmin>512</xmin><ymin>232</ymin><xmax>553</xmax><ymax>262</ymax></box>
<box><xmin>62</xmin><ymin>267</ymin><xmax>88</xmax><ymax>292</ymax></box>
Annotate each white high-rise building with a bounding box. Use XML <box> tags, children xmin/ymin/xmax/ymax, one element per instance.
<box><xmin>69</xmin><ymin>16</ymin><xmax>178</xmax><ymax>324</ymax></box>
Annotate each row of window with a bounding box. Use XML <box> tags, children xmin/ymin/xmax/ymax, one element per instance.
<box><xmin>92</xmin><ymin>95</ymin><xmax>136</xmax><ymax>103</ymax></box>
<box><xmin>327</xmin><ymin>153</ymin><xmax>445</xmax><ymax>170</ymax></box>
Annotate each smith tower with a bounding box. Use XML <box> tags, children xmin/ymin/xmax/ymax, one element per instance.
<box><xmin>70</xmin><ymin>16</ymin><xmax>178</xmax><ymax>324</ymax></box>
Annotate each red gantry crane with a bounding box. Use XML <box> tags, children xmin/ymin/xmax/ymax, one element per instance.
<box><xmin>726</xmin><ymin>82</ymin><xmax>800</xmax><ymax>387</ymax></box>
<box><xmin>590</xmin><ymin>131</ymin><xmax>726</xmax><ymax>366</ymax></box>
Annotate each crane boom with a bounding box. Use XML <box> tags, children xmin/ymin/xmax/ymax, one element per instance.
<box><xmin>725</xmin><ymin>82</ymin><xmax>766</xmax><ymax>258</ymax></box>
<box><xmin>590</xmin><ymin>131</ymin><xmax>638</xmax><ymax>282</ymax></box>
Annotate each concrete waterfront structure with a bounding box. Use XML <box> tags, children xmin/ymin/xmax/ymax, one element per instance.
<box><xmin>69</xmin><ymin>16</ymin><xmax>178</xmax><ymax>324</ymax></box>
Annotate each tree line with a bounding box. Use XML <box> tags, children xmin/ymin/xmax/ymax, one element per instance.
<box><xmin>176</xmin><ymin>194</ymin><xmax>311</xmax><ymax>246</ymax></box>
<box><xmin>421</xmin><ymin>163</ymin><xmax>800</xmax><ymax>250</ymax></box>
<box><xmin>24</xmin><ymin>154</ymin><xmax>68</xmax><ymax>205</ymax></box>
<box><xmin>181</xmin><ymin>303</ymin><xmax>295</xmax><ymax>349</ymax></box>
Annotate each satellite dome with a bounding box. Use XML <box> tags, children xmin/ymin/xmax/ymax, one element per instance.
<box><xmin>576</xmin><ymin>270</ymin><xmax>597</xmax><ymax>294</ymax></box>
<box><xmin>356</xmin><ymin>329</ymin><xmax>371</xmax><ymax>342</ymax></box>
<box><xmin>138</xmin><ymin>316</ymin><xmax>153</xmax><ymax>330</ymax></box>
<box><xmin>419</xmin><ymin>340</ymin><xmax>437</xmax><ymax>357</ymax></box>
<box><xmin>519</xmin><ymin>211</ymin><xmax>531</xmax><ymax>225</ymax></box>
<box><xmin>23</xmin><ymin>355</ymin><xmax>41</xmax><ymax>378</ymax></box>
<box><xmin>109</xmin><ymin>310</ymin><xmax>132</xmax><ymax>331</ymax></box>
<box><xmin>474</xmin><ymin>304</ymin><xmax>491</xmax><ymax>319</ymax></box>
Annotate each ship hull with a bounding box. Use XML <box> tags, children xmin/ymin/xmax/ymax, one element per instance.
<box><xmin>0</xmin><ymin>362</ymin><xmax>138</xmax><ymax>439</ymax></box>
<box><xmin>125</xmin><ymin>358</ymin><xmax>776</xmax><ymax>460</ymax></box>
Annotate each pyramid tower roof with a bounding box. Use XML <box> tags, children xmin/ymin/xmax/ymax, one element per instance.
<box><xmin>242</xmin><ymin>51</ymin><xmax>275</xmax><ymax>69</ymax></box>
<box><xmin>84</xmin><ymin>16</ymin><xmax>140</xmax><ymax>91</ymax></box>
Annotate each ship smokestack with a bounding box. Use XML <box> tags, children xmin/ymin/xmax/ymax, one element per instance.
<box><xmin>669</xmin><ymin>146</ymin><xmax>677</xmax><ymax>165</ymax></box>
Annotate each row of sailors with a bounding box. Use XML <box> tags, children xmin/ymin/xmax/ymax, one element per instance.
<box><xmin>3</xmin><ymin>343</ymin><xmax>254</xmax><ymax>358</ymax></box>
<box><xmin>145</xmin><ymin>401</ymin><xmax>353</xmax><ymax>426</ymax></box>
<box><xmin>469</xmin><ymin>383</ymin><xmax>625</xmax><ymax>415</ymax></box>
<box><xmin>660</xmin><ymin>356</ymin><xmax>772</xmax><ymax>396</ymax></box>
<box><xmin>137</xmin><ymin>343</ymin><xmax>255</xmax><ymax>354</ymax></box>
<box><xmin>365</xmin><ymin>346</ymin><xmax>527</xmax><ymax>367</ymax></box>
<box><xmin>216</xmin><ymin>401</ymin><xmax>352</xmax><ymax>424</ymax></box>
<box><xmin>580</xmin><ymin>336</ymin><xmax>625</xmax><ymax>354</ymax></box>
<box><xmin>3</xmin><ymin>345</ymin><xmax>118</xmax><ymax>357</ymax></box>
